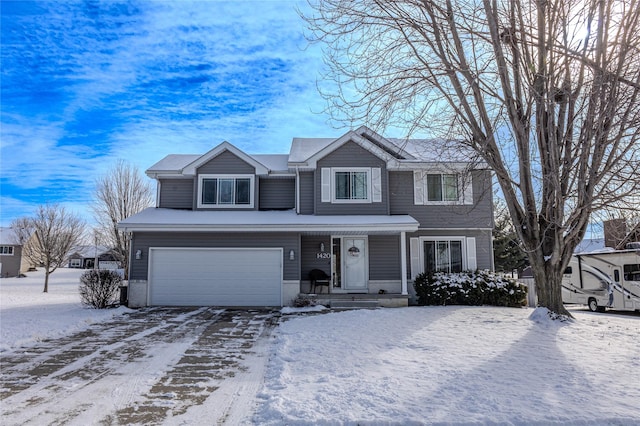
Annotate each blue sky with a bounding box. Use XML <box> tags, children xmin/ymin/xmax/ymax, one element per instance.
<box><xmin>1</xmin><ymin>0</ymin><xmax>345</xmax><ymax>226</ymax></box>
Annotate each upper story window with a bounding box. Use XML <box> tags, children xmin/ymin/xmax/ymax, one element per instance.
<box><xmin>335</xmin><ymin>170</ymin><xmax>369</xmax><ymax>201</ymax></box>
<box><xmin>427</xmin><ymin>174</ymin><xmax>458</xmax><ymax>201</ymax></box>
<box><xmin>198</xmin><ymin>174</ymin><xmax>254</xmax><ymax>208</ymax></box>
<box><xmin>414</xmin><ymin>171</ymin><xmax>473</xmax><ymax>205</ymax></box>
<box><xmin>321</xmin><ymin>167</ymin><xmax>382</xmax><ymax>204</ymax></box>
<box><xmin>0</xmin><ymin>246</ymin><xmax>14</xmax><ymax>255</ymax></box>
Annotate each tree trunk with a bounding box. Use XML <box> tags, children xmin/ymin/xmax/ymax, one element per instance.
<box><xmin>43</xmin><ymin>269</ymin><xmax>50</xmax><ymax>293</ymax></box>
<box><xmin>530</xmin><ymin>258</ymin><xmax>571</xmax><ymax>317</ymax></box>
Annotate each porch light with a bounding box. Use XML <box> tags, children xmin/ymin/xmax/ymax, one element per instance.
<box><xmin>289</xmin><ymin>249</ymin><xmax>295</xmax><ymax>261</ymax></box>
<box><xmin>135</xmin><ymin>249</ymin><xmax>142</xmax><ymax>260</ymax></box>
<box><xmin>320</xmin><ymin>242</ymin><xmax>325</xmax><ymax>252</ymax></box>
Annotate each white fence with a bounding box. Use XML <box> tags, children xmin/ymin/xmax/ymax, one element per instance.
<box><xmin>518</xmin><ymin>278</ymin><xmax>537</xmax><ymax>307</ymax></box>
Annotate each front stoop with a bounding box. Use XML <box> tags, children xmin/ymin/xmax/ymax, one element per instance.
<box><xmin>301</xmin><ymin>293</ymin><xmax>409</xmax><ymax>308</ymax></box>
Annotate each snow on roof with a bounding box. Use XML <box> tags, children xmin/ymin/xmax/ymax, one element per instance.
<box><xmin>118</xmin><ymin>208</ymin><xmax>418</xmax><ymax>233</ymax></box>
<box><xmin>288</xmin><ymin>138</ymin><xmax>335</xmax><ymax>163</ymax></box>
<box><xmin>388</xmin><ymin>138</ymin><xmax>479</xmax><ymax>163</ymax></box>
<box><xmin>0</xmin><ymin>227</ymin><xmax>19</xmax><ymax>245</ymax></box>
<box><xmin>147</xmin><ymin>154</ymin><xmax>199</xmax><ymax>173</ymax></box>
<box><xmin>69</xmin><ymin>245</ymin><xmax>112</xmax><ymax>258</ymax></box>
<box><xmin>251</xmin><ymin>154</ymin><xmax>290</xmax><ymax>173</ymax></box>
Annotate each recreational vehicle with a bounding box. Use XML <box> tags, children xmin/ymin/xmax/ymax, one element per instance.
<box><xmin>562</xmin><ymin>244</ymin><xmax>640</xmax><ymax>312</ymax></box>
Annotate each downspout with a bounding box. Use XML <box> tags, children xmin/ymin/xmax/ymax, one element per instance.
<box><xmin>295</xmin><ymin>165</ymin><xmax>300</xmax><ymax>214</ymax></box>
<box><xmin>156</xmin><ymin>180</ymin><xmax>161</xmax><ymax>207</ymax></box>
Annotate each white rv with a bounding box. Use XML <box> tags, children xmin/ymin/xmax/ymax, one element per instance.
<box><xmin>562</xmin><ymin>244</ymin><xmax>640</xmax><ymax>312</ymax></box>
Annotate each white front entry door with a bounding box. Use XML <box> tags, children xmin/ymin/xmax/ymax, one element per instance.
<box><xmin>343</xmin><ymin>238</ymin><xmax>368</xmax><ymax>291</ymax></box>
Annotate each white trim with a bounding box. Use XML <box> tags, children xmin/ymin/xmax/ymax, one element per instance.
<box><xmin>331</xmin><ymin>167</ymin><xmax>372</xmax><ymax>204</ymax></box>
<box><xmin>410</xmin><ymin>237</ymin><xmax>420</xmax><ymax>280</ymax></box>
<box><xmin>147</xmin><ymin>247</ymin><xmax>283</xmax><ymax>306</ymax></box>
<box><xmin>371</xmin><ymin>167</ymin><xmax>382</xmax><ymax>203</ymax></box>
<box><xmin>331</xmin><ymin>235</ymin><xmax>369</xmax><ymax>293</ymax></box>
<box><xmin>413</xmin><ymin>170</ymin><xmax>470</xmax><ymax>206</ymax></box>
<box><xmin>412</xmin><ymin>236</ymin><xmax>472</xmax><ymax>276</ymax></box>
<box><xmin>401</xmin><ymin>232</ymin><xmax>408</xmax><ymax>294</ymax></box>
<box><xmin>295</xmin><ymin>166</ymin><xmax>300</xmax><ymax>214</ymax></box>
<box><xmin>321</xmin><ymin>168</ymin><xmax>331</xmax><ymax>202</ymax></box>
<box><xmin>156</xmin><ymin>180</ymin><xmax>161</xmax><ymax>207</ymax></box>
<box><xmin>196</xmin><ymin>174</ymin><xmax>255</xmax><ymax>209</ymax></box>
<box><xmin>304</xmin><ymin>130</ymin><xmax>399</xmax><ymax>169</ymax></box>
<box><xmin>183</xmin><ymin>142</ymin><xmax>269</xmax><ymax>176</ymax></box>
<box><xmin>466</xmin><ymin>237</ymin><xmax>477</xmax><ymax>270</ymax></box>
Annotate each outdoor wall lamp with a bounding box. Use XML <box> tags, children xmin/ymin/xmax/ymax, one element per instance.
<box><xmin>289</xmin><ymin>249</ymin><xmax>295</xmax><ymax>261</ymax></box>
<box><xmin>320</xmin><ymin>242</ymin><xmax>325</xmax><ymax>252</ymax></box>
<box><xmin>135</xmin><ymin>249</ymin><xmax>142</xmax><ymax>260</ymax></box>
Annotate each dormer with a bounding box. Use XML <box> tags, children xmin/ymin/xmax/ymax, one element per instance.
<box><xmin>147</xmin><ymin>142</ymin><xmax>289</xmax><ymax>211</ymax></box>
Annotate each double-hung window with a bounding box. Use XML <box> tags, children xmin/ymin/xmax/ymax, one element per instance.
<box><xmin>335</xmin><ymin>170</ymin><xmax>368</xmax><ymax>201</ymax></box>
<box><xmin>321</xmin><ymin>167</ymin><xmax>382</xmax><ymax>203</ymax></box>
<box><xmin>414</xmin><ymin>171</ymin><xmax>472</xmax><ymax>205</ymax></box>
<box><xmin>198</xmin><ymin>174</ymin><xmax>254</xmax><ymax>208</ymax></box>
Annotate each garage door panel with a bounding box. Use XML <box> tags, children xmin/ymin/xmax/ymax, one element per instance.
<box><xmin>149</xmin><ymin>248</ymin><xmax>282</xmax><ymax>306</ymax></box>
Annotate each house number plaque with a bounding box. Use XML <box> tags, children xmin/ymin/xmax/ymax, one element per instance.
<box><xmin>316</xmin><ymin>252</ymin><xmax>331</xmax><ymax>259</ymax></box>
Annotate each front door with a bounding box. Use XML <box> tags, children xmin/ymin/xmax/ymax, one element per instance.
<box><xmin>343</xmin><ymin>237</ymin><xmax>368</xmax><ymax>291</ymax></box>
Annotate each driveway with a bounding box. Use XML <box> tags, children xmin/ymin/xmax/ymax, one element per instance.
<box><xmin>0</xmin><ymin>307</ymin><xmax>279</xmax><ymax>425</ymax></box>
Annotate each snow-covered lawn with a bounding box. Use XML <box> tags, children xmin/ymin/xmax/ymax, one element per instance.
<box><xmin>0</xmin><ymin>268</ymin><xmax>130</xmax><ymax>352</ymax></box>
<box><xmin>1</xmin><ymin>269</ymin><xmax>638</xmax><ymax>424</ymax></box>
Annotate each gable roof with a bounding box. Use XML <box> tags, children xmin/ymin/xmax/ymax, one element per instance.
<box><xmin>68</xmin><ymin>245</ymin><xmax>113</xmax><ymax>259</ymax></box>
<box><xmin>182</xmin><ymin>141</ymin><xmax>269</xmax><ymax>176</ymax></box>
<box><xmin>145</xmin><ymin>126</ymin><xmax>485</xmax><ymax>179</ymax></box>
<box><xmin>289</xmin><ymin>126</ymin><xmax>416</xmax><ymax>168</ymax></box>
<box><xmin>0</xmin><ymin>227</ymin><xmax>19</xmax><ymax>246</ymax></box>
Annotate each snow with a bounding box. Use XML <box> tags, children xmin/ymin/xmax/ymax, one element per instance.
<box><xmin>1</xmin><ymin>270</ymin><xmax>639</xmax><ymax>424</ymax></box>
<box><xmin>118</xmin><ymin>207</ymin><xmax>418</xmax><ymax>232</ymax></box>
<box><xmin>0</xmin><ymin>268</ymin><xmax>131</xmax><ymax>352</ymax></box>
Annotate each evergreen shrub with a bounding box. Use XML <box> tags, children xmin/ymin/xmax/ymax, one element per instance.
<box><xmin>414</xmin><ymin>270</ymin><xmax>527</xmax><ymax>307</ymax></box>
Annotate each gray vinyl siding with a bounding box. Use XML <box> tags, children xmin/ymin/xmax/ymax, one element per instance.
<box><xmin>259</xmin><ymin>178</ymin><xmax>295</xmax><ymax>210</ymax></box>
<box><xmin>369</xmin><ymin>235</ymin><xmax>401</xmax><ymax>280</ymax></box>
<box><xmin>300</xmin><ymin>236</ymin><xmax>332</xmax><ymax>279</ymax></box>
<box><xmin>159</xmin><ymin>179</ymin><xmax>194</xmax><ymax>209</ymax></box>
<box><xmin>389</xmin><ymin>170</ymin><xmax>493</xmax><ymax>228</ymax></box>
<box><xmin>299</xmin><ymin>172</ymin><xmax>314</xmax><ymax>214</ymax></box>
<box><xmin>195</xmin><ymin>150</ymin><xmax>258</xmax><ymax>211</ymax></box>
<box><xmin>0</xmin><ymin>246</ymin><xmax>22</xmax><ymax>277</ymax></box>
<box><xmin>315</xmin><ymin>141</ymin><xmax>389</xmax><ymax>215</ymax></box>
<box><xmin>130</xmin><ymin>232</ymin><xmax>300</xmax><ymax>281</ymax></box>
<box><xmin>299</xmin><ymin>235</ymin><xmax>400</xmax><ymax>281</ymax></box>
<box><xmin>196</xmin><ymin>150</ymin><xmax>256</xmax><ymax>174</ymax></box>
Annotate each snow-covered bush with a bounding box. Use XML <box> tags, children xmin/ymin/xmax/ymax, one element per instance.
<box><xmin>79</xmin><ymin>270</ymin><xmax>123</xmax><ymax>309</ymax></box>
<box><xmin>413</xmin><ymin>270</ymin><xmax>527</xmax><ymax>307</ymax></box>
<box><xmin>293</xmin><ymin>294</ymin><xmax>317</xmax><ymax>308</ymax></box>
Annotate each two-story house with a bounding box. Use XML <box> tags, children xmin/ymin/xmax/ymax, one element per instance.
<box><xmin>118</xmin><ymin>126</ymin><xmax>494</xmax><ymax>307</ymax></box>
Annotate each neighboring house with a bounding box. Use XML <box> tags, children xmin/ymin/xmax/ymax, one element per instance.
<box><xmin>0</xmin><ymin>227</ymin><xmax>39</xmax><ymax>278</ymax></box>
<box><xmin>68</xmin><ymin>246</ymin><xmax>120</xmax><ymax>269</ymax></box>
<box><xmin>118</xmin><ymin>126</ymin><xmax>494</xmax><ymax>307</ymax></box>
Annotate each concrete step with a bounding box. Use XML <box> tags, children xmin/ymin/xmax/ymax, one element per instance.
<box><xmin>327</xmin><ymin>299</ymin><xmax>379</xmax><ymax>308</ymax></box>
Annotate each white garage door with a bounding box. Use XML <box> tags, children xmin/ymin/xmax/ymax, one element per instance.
<box><xmin>148</xmin><ymin>248</ymin><xmax>282</xmax><ymax>306</ymax></box>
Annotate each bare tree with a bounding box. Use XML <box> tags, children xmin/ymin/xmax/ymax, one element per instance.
<box><xmin>12</xmin><ymin>205</ymin><xmax>85</xmax><ymax>292</ymax></box>
<box><xmin>92</xmin><ymin>160</ymin><xmax>154</xmax><ymax>279</ymax></box>
<box><xmin>303</xmin><ymin>0</ymin><xmax>640</xmax><ymax>316</ymax></box>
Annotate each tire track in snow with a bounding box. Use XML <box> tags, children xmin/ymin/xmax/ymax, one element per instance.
<box><xmin>0</xmin><ymin>307</ymin><xmax>227</xmax><ymax>425</ymax></box>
